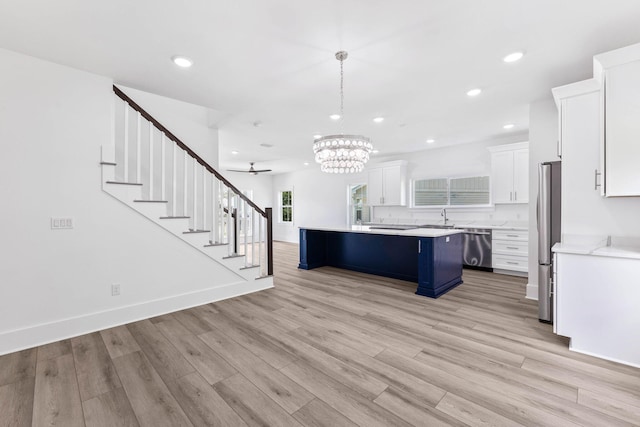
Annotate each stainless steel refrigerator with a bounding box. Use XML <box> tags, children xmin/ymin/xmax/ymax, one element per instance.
<box><xmin>538</xmin><ymin>161</ymin><xmax>561</xmax><ymax>323</ymax></box>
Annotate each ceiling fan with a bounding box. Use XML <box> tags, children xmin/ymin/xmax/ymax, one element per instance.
<box><xmin>227</xmin><ymin>162</ymin><xmax>272</xmax><ymax>175</ymax></box>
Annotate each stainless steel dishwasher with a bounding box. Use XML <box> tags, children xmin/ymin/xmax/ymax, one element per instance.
<box><xmin>459</xmin><ymin>228</ymin><xmax>492</xmax><ymax>270</ymax></box>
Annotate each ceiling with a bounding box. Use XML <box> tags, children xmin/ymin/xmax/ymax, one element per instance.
<box><xmin>2</xmin><ymin>1</ymin><xmax>640</xmax><ymax>174</ymax></box>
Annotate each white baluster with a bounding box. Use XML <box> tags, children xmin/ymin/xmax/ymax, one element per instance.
<box><xmin>172</xmin><ymin>143</ymin><xmax>177</xmax><ymax>217</ymax></box>
<box><xmin>210</xmin><ymin>174</ymin><xmax>216</xmax><ymax>244</ymax></box>
<box><xmin>227</xmin><ymin>189</ymin><xmax>233</xmax><ymax>255</ymax></box>
<box><xmin>160</xmin><ymin>134</ymin><xmax>166</xmax><ymax>201</ymax></box>
<box><xmin>259</xmin><ymin>216</ymin><xmax>264</xmax><ymax>276</ymax></box>
<box><xmin>148</xmin><ymin>125</ymin><xmax>154</xmax><ymax>200</ymax></box>
<box><xmin>251</xmin><ymin>208</ymin><xmax>256</xmax><ymax>267</ymax></box>
<box><xmin>202</xmin><ymin>168</ymin><xmax>207</xmax><ymax>236</ymax></box>
<box><xmin>244</xmin><ymin>200</ymin><xmax>248</xmax><ymax>267</ymax></box>
<box><xmin>123</xmin><ymin>106</ymin><xmax>129</xmax><ymax>182</ymax></box>
<box><xmin>192</xmin><ymin>158</ymin><xmax>198</xmax><ymax>230</ymax></box>
<box><xmin>183</xmin><ymin>151</ymin><xmax>188</xmax><ymax>222</ymax></box>
<box><xmin>136</xmin><ymin>112</ymin><xmax>141</xmax><ymax>184</ymax></box>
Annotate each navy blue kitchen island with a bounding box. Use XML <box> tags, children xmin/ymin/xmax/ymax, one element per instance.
<box><xmin>298</xmin><ymin>227</ymin><xmax>463</xmax><ymax>298</ymax></box>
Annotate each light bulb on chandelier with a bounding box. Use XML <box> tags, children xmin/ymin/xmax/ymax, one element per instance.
<box><xmin>313</xmin><ymin>51</ymin><xmax>373</xmax><ymax>174</ymax></box>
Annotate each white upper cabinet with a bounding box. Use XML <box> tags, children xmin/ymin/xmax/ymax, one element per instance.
<box><xmin>488</xmin><ymin>142</ymin><xmax>529</xmax><ymax>204</ymax></box>
<box><xmin>367</xmin><ymin>161</ymin><xmax>407</xmax><ymax>206</ymax></box>
<box><xmin>595</xmin><ymin>46</ymin><xmax>640</xmax><ymax>197</ymax></box>
<box><xmin>552</xmin><ymin>80</ymin><xmax>601</xmax><ymax>235</ymax></box>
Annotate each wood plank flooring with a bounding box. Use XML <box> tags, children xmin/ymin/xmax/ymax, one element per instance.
<box><xmin>1</xmin><ymin>241</ymin><xmax>639</xmax><ymax>426</ymax></box>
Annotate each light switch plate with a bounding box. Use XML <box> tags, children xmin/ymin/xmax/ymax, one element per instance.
<box><xmin>51</xmin><ymin>217</ymin><xmax>74</xmax><ymax>229</ymax></box>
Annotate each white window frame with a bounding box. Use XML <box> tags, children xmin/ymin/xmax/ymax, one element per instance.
<box><xmin>411</xmin><ymin>174</ymin><xmax>492</xmax><ymax>209</ymax></box>
<box><xmin>279</xmin><ymin>189</ymin><xmax>294</xmax><ymax>224</ymax></box>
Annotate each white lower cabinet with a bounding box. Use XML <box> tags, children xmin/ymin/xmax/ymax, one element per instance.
<box><xmin>554</xmin><ymin>250</ymin><xmax>640</xmax><ymax>367</ymax></box>
<box><xmin>492</xmin><ymin>229</ymin><xmax>528</xmax><ymax>275</ymax></box>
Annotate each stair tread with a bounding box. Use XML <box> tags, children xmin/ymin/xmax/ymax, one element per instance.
<box><xmin>223</xmin><ymin>254</ymin><xmax>244</xmax><ymax>259</ymax></box>
<box><xmin>183</xmin><ymin>230</ymin><xmax>211</xmax><ymax>234</ymax></box>
<box><xmin>134</xmin><ymin>199</ymin><xmax>168</xmax><ymax>203</ymax></box>
<box><xmin>106</xmin><ymin>181</ymin><xmax>143</xmax><ymax>186</ymax></box>
<box><xmin>204</xmin><ymin>242</ymin><xmax>228</xmax><ymax>247</ymax></box>
<box><xmin>100</xmin><ymin>161</ymin><xmax>117</xmax><ymax>166</ymax></box>
<box><xmin>240</xmin><ymin>265</ymin><xmax>260</xmax><ymax>270</ymax></box>
<box><xmin>160</xmin><ymin>216</ymin><xmax>190</xmax><ymax>219</ymax></box>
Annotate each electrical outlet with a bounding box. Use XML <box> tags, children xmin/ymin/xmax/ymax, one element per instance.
<box><xmin>111</xmin><ymin>284</ymin><xmax>121</xmax><ymax>296</ymax></box>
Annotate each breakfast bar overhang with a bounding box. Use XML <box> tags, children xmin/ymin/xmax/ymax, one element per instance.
<box><xmin>298</xmin><ymin>227</ymin><xmax>464</xmax><ymax>298</ymax></box>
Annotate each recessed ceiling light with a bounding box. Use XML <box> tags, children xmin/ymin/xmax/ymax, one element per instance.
<box><xmin>303</xmin><ymin>162</ymin><xmax>309</xmax><ymax>166</ymax></box>
<box><xmin>231</xmin><ymin>150</ymin><xmax>239</xmax><ymax>155</ymax></box>
<box><xmin>373</xmin><ymin>117</ymin><xmax>385</xmax><ymax>123</ymax></box>
<box><xmin>372</xmin><ymin>149</ymin><xmax>379</xmax><ymax>154</ymax></box>
<box><xmin>172</xmin><ymin>55</ymin><xmax>193</xmax><ymax>68</ymax></box>
<box><xmin>426</xmin><ymin>139</ymin><xmax>435</xmax><ymax>144</ymax></box>
<box><xmin>503</xmin><ymin>123</ymin><xmax>515</xmax><ymax>129</ymax></box>
<box><xmin>313</xmin><ymin>134</ymin><xmax>322</xmax><ymax>140</ymax></box>
<box><xmin>467</xmin><ymin>88</ymin><xmax>482</xmax><ymax>97</ymax></box>
<box><xmin>259</xmin><ymin>143</ymin><xmax>273</xmax><ymax>148</ymax></box>
<box><xmin>329</xmin><ymin>114</ymin><xmax>341</xmax><ymax>120</ymax></box>
<box><xmin>503</xmin><ymin>52</ymin><xmax>524</xmax><ymax>63</ymax></box>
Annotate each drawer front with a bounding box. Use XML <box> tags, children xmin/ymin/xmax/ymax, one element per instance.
<box><xmin>493</xmin><ymin>229</ymin><xmax>528</xmax><ymax>241</ymax></box>
<box><xmin>493</xmin><ymin>254</ymin><xmax>529</xmax><ymax>272</ymax></box>
<box><xmin>493</xmin><ymin>240</ymin><xmax>529</xmax><ymax>256</ymax></box>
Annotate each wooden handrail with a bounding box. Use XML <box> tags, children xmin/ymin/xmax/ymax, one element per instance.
<box><xmin>113</xmin><ymin>85</ymin><xmax>266</xmax><ymax>217</ymax></box>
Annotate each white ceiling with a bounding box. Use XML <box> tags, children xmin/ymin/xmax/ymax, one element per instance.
<box><xmin>2</xmin><ymin>1</ymin><xmax>640</xmax><ymax>174</ymax></box>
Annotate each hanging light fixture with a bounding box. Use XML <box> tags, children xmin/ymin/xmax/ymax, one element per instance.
<box><xmin>313</xmin><ymin>51</ymin><xmax>373</xmax><ymax>174</ymax></box>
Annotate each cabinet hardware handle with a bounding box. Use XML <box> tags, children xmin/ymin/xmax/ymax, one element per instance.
<box><xmin>418</xmin><ymin>240</ymin><xmax>421</xmax><ymax>253</ymax></box>
<box><xmin>506</xmin><ymin>261</ymin><xmax>519</xmax><ymax>265</ymax></box>
<box><xmin>510</xmin><ymin>191</ymin><xmax>512</xmax><ymax>201</ymax></box>
<box><xmin>557</xmin><ymin>139</ymin><xmax>562</xmax><ymax>159</ymax></box>
<box><xmin>594</xmin><ymin>169</ymin><xmax>601</xmax><ymax>190</ymax></box>
<box><xmin>506</xmin><ymin>234</ymin><xmax>518</xmax><ymax>237</ymax></box>
<box><xmin>514</xmin><ymin>191</ymin><xmax>517</xmax><ymax>201</ymax></box>
<box><xmin>506</xmin><ymin>246</ymin><xmax>519</xmax><ymax>250</ymax></box>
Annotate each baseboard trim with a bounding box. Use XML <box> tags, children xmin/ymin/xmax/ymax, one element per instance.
<box><xmin>569</xmin><ymin>341</ymin><xmax>640</xmax><ymax>369</ymax></box>
<box><xmin>526</xmin><ymin>282</ymin><xmax>538</xmax><ymax>300</ymax></box>
<box><xmin>0</xmin><ymin>278</ymin><xmax>273</xmax><ymax>356</ymax></box>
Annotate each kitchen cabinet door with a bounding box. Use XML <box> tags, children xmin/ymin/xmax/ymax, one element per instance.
<box><xmin>367</xmin><ymin>167</ymin><xmax>384</xmax><ymax>205</ymax></box>
<box><xmin>604</xmin><ymin>59</ymin><xmax>640</xmax><ymax>196</ymax></box>
<box><xmin>513</xmin><ymin>149</ymin><xmax>529</xmax><ymax>203</ymax></box>
<box><xmin>489</xmin><ymin>143</ymin><xmax>529</xmax><ymax>204</ymax></box>
<box><xmin>367</xmin><ymin>161</ymin><xmax>407</xmax><ymax>206</ymax></box>
<box><xmin>382</xmin><ymin>164</ymin><xmax>403</xmax><ymax>205</ymax></box>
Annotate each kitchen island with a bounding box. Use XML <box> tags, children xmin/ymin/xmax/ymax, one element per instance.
<box><xmin>298</xmin><ymin>226</ymin><xmax>463</xmax><ymax>298</ymax></box>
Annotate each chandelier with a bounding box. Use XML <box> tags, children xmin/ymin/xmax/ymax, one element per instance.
<box><xmin>313</xmin><ymin>51</ymin><xmax>373</xmax><ymax>174</ymax></box>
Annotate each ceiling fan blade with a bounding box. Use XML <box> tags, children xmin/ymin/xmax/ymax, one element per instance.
<box><xmin>226</xmin><ymin>169</ymin><xmax>253</xmax><ymax>173</ymax></box>
<box><xmin>253</xmin><ymin>169</ymin><xmax>272</xmax><ymax>173</ymax></box>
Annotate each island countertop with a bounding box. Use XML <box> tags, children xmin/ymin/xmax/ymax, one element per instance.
<box><xmin>299</xmin><ymin>225</ymin><xmax>462</xmax><ymax>238</ymax></box>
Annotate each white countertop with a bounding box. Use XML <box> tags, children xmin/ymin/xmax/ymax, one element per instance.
<box><xmin>364</xmin><ymin>220</ymin><xmax>528</xmax><ymax>231</ymax></box>
<box><xmin>300</xmin><ymin>226</ymin><xmax>462</xmax><ymax>238</ymax></box>
<box><xmin>553</xmin><ymin>236</ymin><xmax>640</xmax><ymax>260</ymax></box>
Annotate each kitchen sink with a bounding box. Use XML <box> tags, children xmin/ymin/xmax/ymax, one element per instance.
<box><xmin>418</xmin><ymin>224</ymin><xmax>455</xmax><ymax>229</ymax></box>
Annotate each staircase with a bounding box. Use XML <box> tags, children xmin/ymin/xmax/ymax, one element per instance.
<box><xmin>101</xmin><ymin>85</ymin><xmax>273</xmax><ymax>290</ymax></box>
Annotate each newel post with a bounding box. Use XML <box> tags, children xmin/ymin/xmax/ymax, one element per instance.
<box><xmin>266</xmin><ymin>207</ymin><xmax>273</xmax><ymax>276</ymax></box>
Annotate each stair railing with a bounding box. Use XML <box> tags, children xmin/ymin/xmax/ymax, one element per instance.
<box><xmin>112</xmin><ymin>85</ymin><xmax>273</xmax><ymax>276</ymax></box>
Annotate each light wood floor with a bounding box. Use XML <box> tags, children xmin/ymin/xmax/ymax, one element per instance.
<box><xmin>1</xmin><ymin>241</ymin><xmax>639</xmax><ymax>426</ymax></box>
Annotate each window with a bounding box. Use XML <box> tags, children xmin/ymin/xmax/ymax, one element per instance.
<box><xmin>414</xmin><ymin>178</ymin><xmax>449</xmax><ymax>206</ymax></box>
<box><xmin>349</xmin><ymin>184</ymin><xmax>370</xmax><ymax>224</ymax></box>
<box><xmin>450</xmin><ymin>176</ymin><xmax>490</xmax><ymax>205</ymax></box>
<box><xmin>280</xmin><ymin>190</ymin><xmax>293</xmax><ymax>223</ymax></box>
<box><xmin>413</xmin><ymin>176</ymin><xmax>490</xmax><ymax>207</ymax></box>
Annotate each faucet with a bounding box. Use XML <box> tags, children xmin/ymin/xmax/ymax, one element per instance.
<box><xmin>441</xmin><ymin>208</ymin><xmax>448</xmax><ymax>224</ymax></box>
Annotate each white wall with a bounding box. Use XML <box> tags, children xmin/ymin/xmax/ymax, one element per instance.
<box><xmin>527</xmin><ymin>97</ymin><xmax>560</xmax><ymax>299</ymax></box>
<box><xmin>272</xmin><ymin>168</ymin><xmax>356</xmax><ymax>242</ymax></box>
<box><xmin>0</xmin><ymin>48</ymin><xmax>246</xmax><ymax>355</ymax></box>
